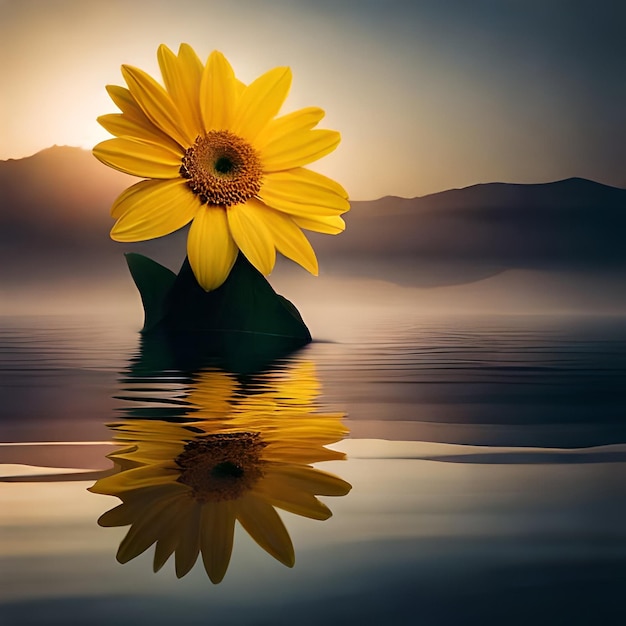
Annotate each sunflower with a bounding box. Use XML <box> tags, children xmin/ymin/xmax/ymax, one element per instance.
<box><xmin>90</xmin><ymin>363</ymin><xmax>351</xmax><ymax>583</ymax></box>
<box><xmin>93</xmin><ymin>43</ymin><xmax>349</xmax><ymax>291</ymax></box>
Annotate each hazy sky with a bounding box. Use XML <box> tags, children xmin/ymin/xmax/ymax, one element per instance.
<box><xmin>1</xmin><ymin>0</ymin><xmax>624</xmax><ymax>199</ymax></box>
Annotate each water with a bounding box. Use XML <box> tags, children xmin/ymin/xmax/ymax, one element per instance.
<box><xmin>1</xmin><ymin>312</ymin><xmax>626</xmax><ymax>625</ymax></box>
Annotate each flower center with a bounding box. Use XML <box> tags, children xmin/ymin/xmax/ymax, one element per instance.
<box><xmin>179</xmin><ymin>131</ymin><xmax>263</xmax><ymax>207</ymax></box>
<box><xmin>175</xmin><ymin>431</ymin><xmax>266</xmax><ymax>502</ymax></box>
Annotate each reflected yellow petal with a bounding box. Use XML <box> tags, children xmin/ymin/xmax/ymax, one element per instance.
<box><xmin>200</xmin><ymin>502</ymin><xmax>236</xmax><ymax>584</ymax></box>
<box><xmin>111</xmin><ymin>179</ymin><xmax>200</xmax><ymax>242</ymax></box>
<box><xmin>116</xmin><ymin>490</ymin><xmax>184</xmax><ymax>563</ymax></box>
<box><xmin>189</xmin><ymin>370</ymin><xmax>237</xmax><ymax>415</ymax></box>
<box><xmin>89</xmin><ymin>465</ymin><xmax>177</xmax><ymax>495</ymax></box>
<box><xmin>122</xmin><ymin>64</ymin><xmax>195</xmax><ymax>147</ymax></box>
<box><xmin>153</xmin><ymin>533</ymin><xmax>177</xmax><ymax>573</ymax></box>
<box><xmin>247</xmin><ymin>199</ymin><xmax>318</xmax><ymax>275</ymax></box>
<box><xmin>266</xmin><ymin>443</ymin><xmax>347</xmax><ymax>464</ymax></box>
<box><xmin>261</xmin><ymin>129</ymin><xmax>341</xmax><ymax>171</ymax></box>
<box><xmin>113</xmin><ymin>446</ymin><xmax>182</xmax><ymax>466</ymax></box>
<box><xmin>152</xmin><ymin>491</ymin><xmax>198</xmax><ymax>572</ymax></box>
<box><xmin>187</xmin><ymin>206</ymin><xmax>238</xmax><ymax>291</ymax></box>
<box><xmin>200</xmin><ymin>51</ymin><xmax>237</xmax><ymax>131</ymax></box>
<box><xmin>257</xmin><ymin>475</ymin><xmax>333</xmax><ymax>520</ymax></box>
<box><xmin>269</xmin><ymin>465</ymin><xmax>352</xmax><ymax>496</ymax></box>
<box><xmin>97</xmin><ymin>502</ymin><xmax>133</xmax><ymax>527</ymax></box>
<box><xmin>265</xmin><ymin>420</ymin><xmax>348</xmax><ymax>442</ymax></box>
<box><xmin>109</xmin><ymin>420</ymin><xmax>194</xmax><ymax>444</ymax></box>
<box><xmin>90</xmin><ymin>356</ymin><xmax>353</xmax><ymax>583</ymax></box>
<box><xmin>175</xmin><ymin>505</ymin><xmax>202</xmax><ymax>577</ymax></box>
<box><xmin>237</xmin><ymin>495</ymin><xmax>295</xmax><ymax>567</ymax></box>
<box><xmin>227</xmin><ymin>203</ymin><xmax>276</xmax><ymax>275</ymax></box>
<box><xmin>93</xmin><ymin>137</ymin><xmax>182</xmax><ymax>179</ymax></box>
<box><xmin>232</xmin><ymin>66</ymin><xmax>292</xmax><ymax>141</ymax></box>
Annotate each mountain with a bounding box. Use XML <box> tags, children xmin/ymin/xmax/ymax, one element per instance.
<box><xmin>0</xmin><ymin>146</ymin><xmax>130</xmax><ymax>238</ymax></box>
<box><xmin>1</xmin><ymin>146</ymin><xmax>625</xmax><ymax>288</ymax></box>
<box><xmin>329</xmin><ymin>178</ymin><xmax>626</xmax><ymax>278</ymax></box>
<box><xmin>0</xmin><ymin>146</ymin><xmax>132</xmax><ymax>284</ymax></box>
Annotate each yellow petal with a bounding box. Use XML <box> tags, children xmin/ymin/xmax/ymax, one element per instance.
<box><xmin>187</xmin><ymin>206</ymin><xmax>238</xmax><ymax>291</ymax></box>
<box><xmin>97</xmin><ymin>114</ymin><xmax>181</xmax><ymax>152</ymax></box>
<box><xmin>122</xmin><ymin>64</ymin><xmax>194</xmax><ymax>147</ymax></box>
<box><xmin>200</xmin><ymin>51</ymin><xmax>237</xmax><ymax>131</ymax></box>
<box><xmin>110</xmin><ymin>178</ymin><xmax>186</xmax><ymax>219</ymax></box>
<box><xmin>234</xmin><ymin>77</ymin><xmax>246</xmax><ymax>97</ymax></box>
<box><xmin>178</xmin><ymin>44</ymin><xmax>205</xmax><ymax>130</ymax></box>
<box><xmin>292</xmin><ymin>214</ymin><xmax>346</xmax><ymax>235</ymax></box>
<box><xmin>260</xmin><ymin>172</ymin><xmax>349</xmax><ymax>217</ymax></box>
<box><xmin>178</xmin><ymin>43</ymin><xmax>203</xmax><ymax>75</ymax></box>
<box><xmin>227</xmin><ymin>203</ymin><xmax>276</xmax><ymax>276</ymax></box>
<box><xmin>102</xmin><ymin>87</ymin><xmax>182</xmax><ymax>151</ymax></box>
<box><xmin>111</xmin><ymin>179</ymin><xmax>200</xmax><ymax>242</ymax></box>
<box><xmin>236</xmin><ymin>495</ymin><xmax>295</xmax><ymax>567</ymax></box>
<box><xmin>261</xmin><ymin>129</ymin><xmax>341</xmax><ymax>171</ymax></box>
<box><xmin>93</xmin><ymin>137</ymin><xmax>182</xmax><ymax>179</ymax></box>
<box><xmin>280</xmin><ymin>166</ymin><xmax>349</xmax><ymax>199</ymax></box>
<box><xmin>256</xmin><ymin>194</ymin><xmax>343</xmax><ymax>219</ymax></box>
<box><xmin>232</xmin><ymin>66</ymin><xmax>292</xmax><ymax>141</ymax></box>
<box><xmin>255</xmin><ymin>107</ymin><xmax>325</xmax><ymax>150</ymax></box>
<box><xmin>157</xmin><ymin>43</ymin><xmax>204</xmax><ymax>137</ymax></box>
<box><xmin>247</xmin><ymin>199</ymin><xmax>318</xmax><ymax>275</ymax></box>
<box><xmin>105</xmin><ymin>84</ymin><xmax>146</xmax><ymax>123</ymax></box>
<box><xmin>200</xmin><ymin>502</ymin><xmax>236</xmax><ymax>584</ymax></box>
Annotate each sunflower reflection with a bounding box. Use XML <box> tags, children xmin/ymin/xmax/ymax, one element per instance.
<box><xmin>90</xmin><ymin>362</ymin><xmax>351</xmax><ymax>583</ymax></box>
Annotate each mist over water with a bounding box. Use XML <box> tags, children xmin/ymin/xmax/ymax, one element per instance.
<box><xmin>4</xmin><ymin>260</ymin><xmax>626</xmax><ymax>322</ymax></box>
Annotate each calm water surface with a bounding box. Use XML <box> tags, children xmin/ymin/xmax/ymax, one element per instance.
<box><xmin>1</xmin><ymin>312</ymin><xmax>625</xmax><ymax>625</ymax></box>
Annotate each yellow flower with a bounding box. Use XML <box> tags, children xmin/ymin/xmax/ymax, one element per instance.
<box><xmin>93</xmin><ymin>44</ymin><xmax>349</xmax><ymax>291</ymax></box>
<box><xmin>90</xmin><ymin>364</ymin><xmax>351</xmax><ymax>583</ymax></box>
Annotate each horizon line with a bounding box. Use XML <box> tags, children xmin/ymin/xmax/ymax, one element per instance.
<box><xmin>2</xmin><ymin>144</ymin><xmax>625</xmax><ymax>200</ymax></box>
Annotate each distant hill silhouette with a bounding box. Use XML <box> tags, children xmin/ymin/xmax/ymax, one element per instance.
<box><xmin>334</xmin><ymin>177</ymin><xmax>626</xmax><ymax>266</ymax></box>
<box><xmin>0</xmin><ymin>146</ymin><xmax>129</xmax><ymax>249</ymax></box>
<box><xmin>1</xmin><ymin>146</ymin><xmax>625</xmax><ymax>287</ymax></box>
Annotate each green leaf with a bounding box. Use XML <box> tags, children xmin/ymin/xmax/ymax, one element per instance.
<box><xmin>124</xmin><ymin>253</ymin><xmax>177</xmax><ymax>332</ymax></box>
<box><xmin>163</xmin><ymin>254</ymin><xmax>311</xmax><ymax>341</ymax></box>
<box><xmin>124</xmin><ymin>253</ymin><xmax>312</xmax><ymax>374</ymax></box>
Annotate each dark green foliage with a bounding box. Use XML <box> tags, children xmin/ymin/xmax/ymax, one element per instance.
<box><xmin>124</xmin><ymin>253</ymin><xmax>311</xmax><ymax>374</ymax></box>
<box><xmin>125</xmin><ymin>253</ymin><xmax>177</xmax><ymax>332</ymax></box>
